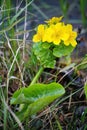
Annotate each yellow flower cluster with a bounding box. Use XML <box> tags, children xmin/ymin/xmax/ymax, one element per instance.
<box><xmin>33</xmin><ymin>16</ymin><xmax>77</xmax><ymax>47</ymax></box>
<box><xmin>45</xmin><ymin>16</ymin><xmax>63</xmax><ymax>25</ymax></box>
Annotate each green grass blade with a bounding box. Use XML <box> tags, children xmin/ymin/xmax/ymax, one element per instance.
<box><xmin>10</xmin><ymin>0</ymin><xmax>34</xmax><ymax>24</ymax></box>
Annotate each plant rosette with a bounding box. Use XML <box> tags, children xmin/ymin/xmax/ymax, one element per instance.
<box><xmin>33</xmin><ymin>16</ymin><xmax>77</xmax><ymax>68</ymax></box>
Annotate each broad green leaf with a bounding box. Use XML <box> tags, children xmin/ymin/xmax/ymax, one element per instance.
<box><xmin>84</xmin><ymin>83</ymin><xmax>87</xmax><ymax>99</ymax></box>
<box><xmin>33</xmin><ymin>42</ymin><xmax>56</xmax><ymax>68</ymax></box>
<box><xmin>17</xmin><ymin>95</ymin><xmax>61</xmax><ymax>120</ymax></box>
<box><xmin>37</xmin><ymin>49</ymin><xmax>56</xmax><ymax>68</ymax></box>
<box><xmin>11</xmin><ymin>82</ymin><xmax>65</xmax><ymax>104</ymax></box>
<box><xmin>11</xmin><ymin>82</ymin><xmax>65</xmax><ymax>120</ymax></box>
<box><xmin>25</xmin><ymin>94</ymin><xmax>61</xmax><ymax>116</ymax></box>
<box><xmin>53</xmin><ymin>43</ymin><xmax>74</xmax><ymax>57</ymax></box>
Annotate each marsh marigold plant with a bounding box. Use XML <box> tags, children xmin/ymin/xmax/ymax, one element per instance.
<box><xmin>33</xmin><ymin>16</ymin><xmax>77</xmax><ymax>68</ymax></box>
<box><xmin>10</xmin><ymin>17</ymin><xmax>77</xmax><ymax>121</ymax></box>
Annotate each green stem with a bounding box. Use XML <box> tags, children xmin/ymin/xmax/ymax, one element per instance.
<box><xmin>30</xmin><ymin>66</ymin><xmax>44</xmax><ymax>86</ymax></box>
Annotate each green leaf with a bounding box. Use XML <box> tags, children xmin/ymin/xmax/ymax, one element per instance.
<box><xmin>33</xmin><ymin>42</ymin><xmax>42</xmax><ymax>55</ymax></box>
<box><xmin>11</xmin><ymin>82</ymin><xmax>65</xmax><ymax>120</ymax></box>
<box><xmin>42</xmin><ymin>42</ymin><xmax>51</xmax><ymax>49</ymax></box>
<box><xmin>26</xmin><ymin>94</ymin><xmax>61</xmax><ymax>116</ymax></box>
<box><xmin>84</xmin><ymin>82</ymin><xmax>87</xmax><ymax>99</ymax></box>
<box><xmin>53</xmin><ymin>43</ymin><xmax>74</xmax><ymax>57</ymax></box>
<box><xmin>37</xmin><ymin>49</ymin><xmax>56</xmax><ymax>68</ymax></box>
<box><xmin>33</xmin><ymin>42</ymin><xmax>56</xmax><ymax>68</ymax></box>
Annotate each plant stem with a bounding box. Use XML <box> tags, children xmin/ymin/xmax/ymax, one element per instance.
<box><xmin>30</xmin><ymin>66</ymin><xmax>44</xmax><ymax>86</ymax></box>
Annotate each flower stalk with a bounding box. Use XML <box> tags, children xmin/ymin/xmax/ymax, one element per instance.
<box><xmin>30</xmin><ymin>66</ymin><xmax>44</xmax><ymax>86</ymax></box>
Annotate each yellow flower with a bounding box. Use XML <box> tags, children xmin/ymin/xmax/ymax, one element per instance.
<box><xmin>42</xmin><ymin>23</ymin><xmax>64</xmax><ymax>44</ymax></box>
<box><xmin>33</xmin><ymin>24</ymin><xmax>45</xmax><ymax>42</ymax></box>
<box><xmin>43</xmin><ymin>23</ymin><xmax>69</xmax><ymax>45</ymax></box>
<box><xmin>33</xmin><ymin>17</ymin><xmax>77</xmax><ymax>47</ymax></box>
<box><xmin>59</xmin><ymin>24</ymin><xmax>69</xmax><ymax>41</ymax></box>
<box><xmin>64</xmin><ymin>24</ymin><xmax>77</xmax><ymax>47</ymax></box>
<box><xmin>51</xmin><ymin>23</ymin><xmax>63</xmax><ymax>44</ymax></box>
<box><xmin>50</xmin><ymin>23</ymin><xmax>69</xmax><ymax>45</ymax></box>
<box><xmin>65</xmin><ymin>31</ymin><xmax>77</xmax><ymax>47</ymax></box>
<box><xmin>45</xmin><ymin>16</ymin><xmax>63</xmax><ymax>25</ymax></box>
<box><xmin>42</xmin><ymin>25</ymin><xmax>54</xmax><ymax>43</ymax></box>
